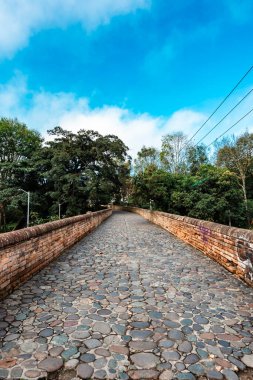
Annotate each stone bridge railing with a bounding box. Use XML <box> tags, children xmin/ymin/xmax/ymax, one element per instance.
<box><xmin>113</xmin><ymin>206</ymin><xmax>253</xmax><ymax>287</ymax></box>
<box><xmin>0</xmin><ymin>209</ymin><xmax>112</xmax><ymax>299</ymax></box>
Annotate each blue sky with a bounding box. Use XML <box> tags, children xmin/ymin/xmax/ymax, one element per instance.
<box><xmin>0</xmin><ymin>0</ymin><xmax>253</xmax><ymax>155</ymax></box>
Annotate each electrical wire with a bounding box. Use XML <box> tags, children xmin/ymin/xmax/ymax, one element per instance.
<box><xmin>207</xmin><ymin>107</ymin><xmax>253</xmax><ymax>148</ymax></box>
<box><xmin>193</xmin><ymin>87</ymin><xmax>253</xmax><ymax>147</ymax></box>
<box><xmin>180</xmin><ymin>64</ymin><xmax>253</xmax><ymax>151</ymax></box>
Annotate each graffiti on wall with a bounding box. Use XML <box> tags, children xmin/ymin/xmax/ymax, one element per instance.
<box><xmin>236</xmin><ymin>239</ymin><xmax>253</xmax><ymax>282</ymax></box>
<box><xmin>199</xmin><ymin>226</ymin><xmax>211</xmax><ymax>243</ymax></box>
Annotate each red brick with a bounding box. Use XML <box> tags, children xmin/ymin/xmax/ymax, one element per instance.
<box><xmin>0</xmin><ymin>210</ymin><xmax>111</xmax><ymax>299</ymax></box>
<box><xmin>113</xmin><ymin>206</ymin><xmax>253</xmax><ymax>288</ymax></box>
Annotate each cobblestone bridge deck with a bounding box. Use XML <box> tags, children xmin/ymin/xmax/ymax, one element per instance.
<box><xmin>0</xmin><ymin>211</ymin><xmax>253</xmax><ymax>380</ymax></box>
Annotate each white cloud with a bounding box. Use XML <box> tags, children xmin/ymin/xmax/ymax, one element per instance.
<box><xmin>1</xmin><ymin>74</ymin><xmax>253</xmax><ymax>157</ymax></box>
<box><xmin>164</xmin><ymin>109</ymin><xmax>205</xmax><ymax>136</ymax></box>
<box><xmin>59</xmin><ymin>107</ymin><xmax>163</xmax><ymax>157</ymax></box>
<box><xmin>0</xmin><ymin>74</ymin><xmax>206</xmax><ymax>158</ymax></box>
<box><xmin>0</xmin><ymin>0</ymin><xmax>150</xmax><ymax>58</ymax></box>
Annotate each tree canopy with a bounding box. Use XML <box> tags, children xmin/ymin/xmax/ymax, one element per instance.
<box><xmin>128</xmin><ymin>132</ymin><xmax>253</xmax><ymax>228</ymax></box>
<box><xmin>217</xmin><ymin>133</ymin><xmax>253</xmax><ymax>210</ymax></box>
<box><xmin>0</xmin><ymin>118</ymin><xmax>129</xmax><ymax>231</ymax></box>
<box><xmin>1</xmin><ymin>117</ymin><xmax>253</xmax><ymax>231</ymax></box>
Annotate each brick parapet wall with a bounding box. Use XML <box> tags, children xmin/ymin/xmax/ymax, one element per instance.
<box><xmin>0</xmin><ymin>209</ymin><xmax>112</xmax><ymax>299</ymax></box>
<box><xmin>113</xmin><ymin>206</ymin><xmax>253</xmax><ymax>286</ymax></box>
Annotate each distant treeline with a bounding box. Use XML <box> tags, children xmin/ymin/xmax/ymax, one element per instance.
<box><xmin>1</xmin><ymin>118</ymin><xmax>252</xmax><ymax>231</ymax></box>
<box><xmin>128</xmin><ymin>131</ymin><xmax>253</xmax><ymax>228</ymax></box>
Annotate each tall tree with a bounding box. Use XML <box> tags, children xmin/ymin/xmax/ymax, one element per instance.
<box><xmin>0</xmin><ymin>118</ymin><xmax>43</xmax><ymax>229</ymax></box>
<box><xmin>160</xmin><ymin>132</ymin><xmax>188</xmax><ymax>174</ymax></box>
<box><xmin>0</xmin><ymin>118</ymin><xmax>42</xmax><ymax>185</ymax></box>
<box><xmin>186</xmin><ymin>144</ymin><xmax>209</xmax><ymax>175</ymax></box>
<box><xmin>217</xmin><ymin>132</ymin><xmax>253</xmax><ymax>216</ymax></box>
<box><xmin>134</xmin><ymin>146</ymin><xmax>160</xmax><ymax>174</ymax></box>
<box><xmin>45</xmin><ymin>127</ymin><xmax>129</xmax><ymax>214</ymax></box>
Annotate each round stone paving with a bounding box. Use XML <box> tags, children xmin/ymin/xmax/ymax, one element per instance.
<box><xmin>0</xmin><ymin>211</ymin><xmax>252</xmax><ymax>379</ymax></box>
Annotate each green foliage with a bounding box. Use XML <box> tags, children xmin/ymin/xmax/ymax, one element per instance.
<box><xmin>0</xmin><ymin>119</ymin><xmax>130</xmax><ymax>230</ymax></box>
<box><xmin>131</xmin><ymin>160</ymin><xmax>248</xmax><ymax>227</ymax></box>
<box><xmin>0</xmin><ymin>118</ymin><xmax>43</xmax><ymax>185</ymax></box>
<box><xmin>45</xmin><ymin>127</ymin><xmax>129</xmax><ymax>214</ymax></box>
<box><xmin>186</xmin><ymin>144</ymin><xmax>208</xmax><ymax>175</ymax></box>
<box><xmin>216</xmin><ymin>132</ymin><xmax>253</xmax><ymax>224</ymax></box>
<box><xmin>30</xmin><ymin>212</ymin><xmax>59</xmax><ymax>226</ymax></box>
<box><xmin>133</xmin><ymin>146</ymin><xmax>160</xmax><ymax>174</ymax></box>
<box><xmin>189</xmin><ymin>166</ymin><xmax>245</xmax><ymax>226</ymax></box>
<box><xmin>1</xmin><ymin>118</ymin><xmax>252</xmax><ymax>230</ymax></box>
<box><xmin>131</xmin><ymin>166</ymin><xmax>173</xmax><ymax>211</ymax></box>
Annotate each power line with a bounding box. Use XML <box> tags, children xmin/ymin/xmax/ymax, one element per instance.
<box><xmin>181</xmin><ymin>64</ymin><xmax>253</xmax><ymax>150</ymax></box>
<box><xmin>207</xmin><ymin>107</ymin><xmax>253</xmax><ymax>148</ymax></box>
<box><xmin>194</xmin><ymin>87</ymin><xmax>253</xmax><ymax>146</ymax></box>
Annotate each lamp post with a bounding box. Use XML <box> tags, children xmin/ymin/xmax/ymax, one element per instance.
<box><xmin>58</xmin><ymin>203</ymin><xmax>62</xmax><ymax>219</ymax></box>
<box><xmin>19</xmin><ymin>189</ymin><xmax>30</xmax><ymax>227</ymax></box>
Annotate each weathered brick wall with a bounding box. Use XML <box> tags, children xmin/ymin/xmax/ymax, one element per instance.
<box><xmin>114</xmin><ymin>206</ymin><xmax>253</xmax><ymax>286</ymax></box>
<box><xmin>0</xmin><ymin>209</ymin><xmax>112</xmax><ymax>299</ymax></box>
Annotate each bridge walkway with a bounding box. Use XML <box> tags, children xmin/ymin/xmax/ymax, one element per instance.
<box><xmin>0</xmin><ymin>211</ymin><xmax>252</xmax><ymax>379</ymax></box>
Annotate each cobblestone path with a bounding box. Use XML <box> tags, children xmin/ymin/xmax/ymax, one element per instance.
<box><xmin>0</xmin><ymin>211</ymin><xmax>253</xmax><ymax>380</ymax></box>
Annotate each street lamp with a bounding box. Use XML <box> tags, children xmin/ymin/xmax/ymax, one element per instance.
<box><xmin>58</xmin><ymin>203</ymin><xmax>62</xmax><ymax>219</ymax></box>
<box><xmin>19</xmin><ymin>189</ymin><xmax>30</xmax><ymax>227</ymax></box>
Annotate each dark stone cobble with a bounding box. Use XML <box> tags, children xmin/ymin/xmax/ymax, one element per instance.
<box><xmin>0</xmin><ymin>211</ymin><xmax>252</xmax><ymax>379</ymax></box>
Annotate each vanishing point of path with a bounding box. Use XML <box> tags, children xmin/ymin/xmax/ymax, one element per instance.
<box><xmin>0</xmin><ymin>211</ymin><xmax>253</xmax><ymax>380</ymax></box>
